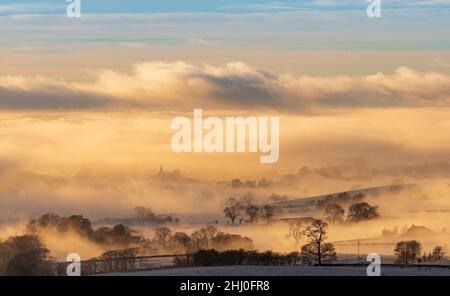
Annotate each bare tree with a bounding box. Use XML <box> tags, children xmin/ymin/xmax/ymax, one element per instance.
<box><xmin>224</xmin><ymin>198</ymin><xmax>244</xmax><ymax>224</ymax></box>
<box><xmin>204</xmin><ymin>226</ymin><xmax>218</xmax><ymax>243</ymax></box>
<box><xmin>168</xmin><ymin>232</ymin><xmax>192</xmax><ymax>253</ymax></box>
<box><xmin>324</xmin><ymin>204</ymin><xmax>345</xmax><ymax>224</ymax></box>
<box><xmin>300</xmin><ymin>220</ymin><xmax>337</xmax><ymax>265</ymax></box>
<box><xmin>153</xmin><ymin>227</ymin><xmax>172</xmax><ymax>248</ymax></box>
<box><xmin>287</xmin><ymin>222</ymin><xmax>304</xmax><ymax>247</ymax></box>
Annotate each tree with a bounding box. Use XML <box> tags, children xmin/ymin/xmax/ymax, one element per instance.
<box><xmin>26</xmin><ymin>213</ymin><xmax>61</xmax><ymax>232</ymax></box>
<box><xmin>134</xmin><ymin>206</ymin><xmax>149</xmax><ymax>218</ymax></box>
<box><xmin>240</xmin><ymin>192</ymin><xmax>254</xmax><ymax>205</ymax></box>
<box><xmin>203</xmin><ymin>226</ymin><xmax>218</xmax><ymax>245</ymax></box>
<box><xmin>299</xmin><ymin>220</ymin><xmax>336</xmax><ymax>265</ymax></box>
<box><xmin>287</xmin><ymin>251</ymin><xmax>300</xmax><ymax>266</ymax></box>
<box><xmin>190</xmin><ymin>226</ymin><xmax>218</xmax><ymax>251</ymax></box>
<box><xmin>134</xmin><ymin>206</ymin><xmax>157</xmax><ymax>220</ymax></box>
<box><xmin>348</xmin><ymin>202</ymin><xmax>379</xmax><ymax>222</ymax></box>
<box><xmin>1</xmin><ymin>235</ymin><xmax>53</xmax><ymax>276</ymax></box>
<box><xmin>301</xmin><ymin>242</ymin><xmax>336</xmax><ymax>266</ymax></box>
<box><xmin>287</xmin><ymin>222</ymin><xmax>304</xmax><ymax>247</ymax></box>
<box><xmin>394</xmin><ymin>240</ymin><xmax>422</xmax><ymax>264</ymax></box>
<box><xmin>260</xmin><ymin>204</ymin><xmax>275</xmax><ymax>223</ymax></box>
<box><xmin>245</xmin><ymin>204</ymin><xmax>260</xmax><ymax>223</ymax></box>
<box><xmin>5</xmin><ymin>248</ymin><xmax>53</xmax><ymax>276</ymax></box>
<box><xmin>224</xmin><ymin>198</ymin><xmax>244</xmax><ymax>224</ymax></box>
<box><xmin>230</xmin><ymin>179</ymin><xmax>242</xmax><ymax>188</ymax></box>
<box><xmin>168</xmin><ymin>232</ymin><xmax>192</xmax><ymax>253</ymax></box>
<box><xmin>153</xmin><ymin>227</ymin><xmax>172</xmax><ymax>248</ymax></box>
<box><xmin>192</xmin><ymin>249</ymin><xmax>219</xmax><ymax>266</ymax></box>
<box><xmin>57</xmin><ymin>215</ymin><xmax>93</xmax><ymax>237</ymax></box>
<box><xmin>1</xmin><ymin>234</ymin><xmax>44</xmax><ymax>256</ymax></box>
<box><xmin>210</xmin><ymin>233</ymin><xmax>254</xmax><ymax>251</ymax></box>
<box><xmin>324</xmin><ymin>204</ymin><xmax>345</xmax><ymax>224</ymax></box>
<box><xmin>190</xmin><ymin>230</ymin><xmax>208</xmax><ymax>251</ymax></box>
<box><xmin>431</xmin><ymin>246</ymin><xmax>445</xmax><ymax>261</ymax></box>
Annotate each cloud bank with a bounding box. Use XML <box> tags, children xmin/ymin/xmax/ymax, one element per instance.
<box><xmin>0</xmin><ymin>62</ymin><xmax>449</xmax><ymax>112</ymax></box>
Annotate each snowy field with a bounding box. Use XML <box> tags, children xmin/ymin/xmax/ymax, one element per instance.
<box><xmin>103</xmin><ymin>265</ymin><xmax>450</xmax><ymax>276</ymax></box>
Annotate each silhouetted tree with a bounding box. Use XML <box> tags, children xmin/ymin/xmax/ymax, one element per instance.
<box><xmin>287</xmin><ymin>222</ymin><xmax>304</xmax><ymax>247</ymax></box>
<box><xmin>57</xmin><ymin>215</ymin><xmax>94</xmax><ymax>236</ymax></box>
<box><xmin>348</xmin><ymin>202</ymin><xmax>379</xmax><ymax>222</ymax></box>
<box><xmin>168</xmin><ymin>232</ymin><xmax>192</xmax><ymax>253</ymax></box>
<box><xmin>5</xmin><ymin>248</ymin><xmax>53</xmax><ymax>276</ymax></box>
<box><xmin>431</xmin><ymin>246</ymin><xmax>445</xmax><ymax>261</ymax></box>
<box><xmin>260</xmin><ymin>204</ymin><xmax>275</xmax><ymax>223</ymax></box>
<box><xmin>324</xmin><ymin>204</ymin><xmax>345</xmax><ymax>224</ymax></box>
<box><xmin>1</xmin><ymin>235</ymin><xmax>53</xmax><ymax>276</ymax></box>
<box><xmin>99</xmin><ymin>247</ymin><xmax>140</xmax><ymax>272</ymax></box>
<box><xmin>394</xmin><ymin>240</ymin><xmax>422</xmax><ymax>264</ymax></box>
<box><xmin>287</xmin><ymin>251</ymin><xmax>300</xmax><ymax>266</ymax></box>
<box><xmin>224</xmin><ymin>198</ymin><xmax>244</xmax><ymax>224</ymax></box>
<box><xmin>300</xmin><ymin>220</ymin><xmax>337</xmax><ymax>265</ymax></box>
<box><xmin>192</xmin><ymin>249</ymin><xmax>219</xmax><ymax>266</ymax></box>
<box><xmin>92</xmin><ymin>224</ymin><xmax>142</xmax><ymax>245</ymax></box>
<box><xmin>245</xmin><ymin>204</ymin><xmax>260</xmax><ymax>223</ymax></box>
<box><xmin>211</xmin><ymin>233</ymin><xmax>254</xmax><ymax>251</ymax></box>
<box><xmin>27</xmin><ymin>213</ymin><xmax>61</xmax><ymax>232</ymax></box>
<box><xmin>153</xmin><ymin>227</ymin><xmax>172</xmax><ymax>248</ymax></box>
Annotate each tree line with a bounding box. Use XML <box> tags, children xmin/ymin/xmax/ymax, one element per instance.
<box><xmin>394</xmin><ymin>241</ymin><xmax>445</xmax><ymax>264</ymax></box>
<box><xmin>0</xmin><ymin>213</ymin><xmax>254</xmax><ymax>275</ymax></box>
<box><xmin>224</xmin><ymin>195</ymin><xmax>276</xmax><ymax>224</ymax></box>
<box><xmin>323</xmin><ymin>201</ymin><xmax>379</xmax><ymax>224</ymax></box>
<box><xmin>176</xmin><ymin>249</ymin><xmax>301</xmax><ymax>267</ymax></box>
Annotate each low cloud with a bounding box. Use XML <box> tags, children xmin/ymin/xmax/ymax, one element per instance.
<box><xmin>1</xmin><ymin>62</ymin><xmax>449</xmax><ymax>112</ymax></box>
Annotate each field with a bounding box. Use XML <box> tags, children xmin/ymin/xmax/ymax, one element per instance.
<box><xmin>103</xmin><ymin>265</ymin><xmax>450</xmax><ymax>276</ymax></box>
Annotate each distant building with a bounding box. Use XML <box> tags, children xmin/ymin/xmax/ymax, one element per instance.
<box><xmin>403</xmin><ymin>224</ymin><xmax>434</xmax><ymax>237</ymax></box>
<box><xmin>157</xmin><ymin>163</ymin><xmax>181</xmax><ymax>180</ymax></box>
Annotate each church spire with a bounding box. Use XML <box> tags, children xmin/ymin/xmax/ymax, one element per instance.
<box><xmin>159</xmin><ymin>162</ymin><xmax>164</xmax><ymax>175</ymax></box>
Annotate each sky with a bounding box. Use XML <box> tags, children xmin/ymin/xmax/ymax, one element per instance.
<box><xmin>0</xmin><ymin>0</ymin><xmax>449</xmax><ymax>178</ymax></box>
<box><xmin>0</xmin><ymin>0</ymin><xmax>449</xmax><ymax>77</ymax></box>
<box><xmin>1</xmin><ymin>0</ymin><xmax>450</xmax><ymax>14</ymax></box>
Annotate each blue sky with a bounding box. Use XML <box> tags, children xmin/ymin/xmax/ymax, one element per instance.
<box><xmin>1</xmin><ymin>0</ymin><xmax>450</xmax><ymax>14</ymax></box>
<box><xmin>0</xmin><ymin>0</ymin><xmax>449</xmax><ymax>76</ymax></box>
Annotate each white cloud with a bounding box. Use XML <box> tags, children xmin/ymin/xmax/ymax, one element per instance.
<box><xmin>1</xmin><ymin>62</ymin><xmax>450</xmax><ymax>111</ymax></box>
